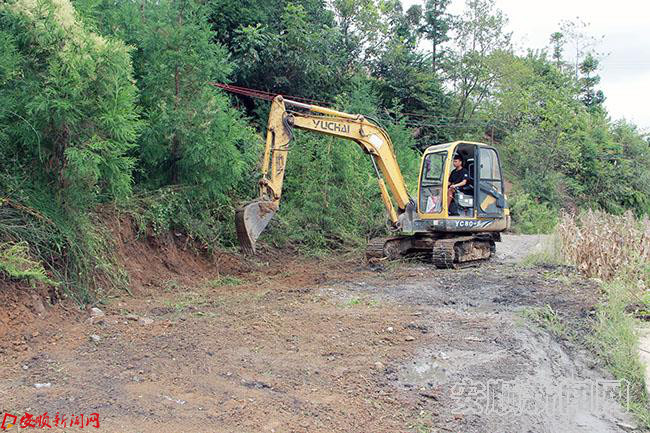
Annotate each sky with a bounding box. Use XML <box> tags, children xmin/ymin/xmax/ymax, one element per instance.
<box><xmin>403</xmin><ymin>0</ymin><xmax>650</xmax><ymax>131</ymax></box>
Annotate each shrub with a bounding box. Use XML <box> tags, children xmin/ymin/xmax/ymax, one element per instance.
<box><xmin>509</xmin><ymin>192</ymin><xmax>558</xmax><ymax>234</ymax></box>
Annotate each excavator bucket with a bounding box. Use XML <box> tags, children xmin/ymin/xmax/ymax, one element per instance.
<box><xmin>235</xmin><ymin>200</ymin><xmax>278</xmax><ymax>254</ymax></box>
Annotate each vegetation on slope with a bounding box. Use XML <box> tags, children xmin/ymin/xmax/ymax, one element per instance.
<box><xmin>0</xmin><ymin>0</ymin><xmax>648</xmax><ymax>298</ymax></box>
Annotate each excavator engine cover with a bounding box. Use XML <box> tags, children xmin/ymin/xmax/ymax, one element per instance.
<box><xmin>235</xmin><ymin>200</ymin><xmax>277</xmax><ymax>254</ymax></box>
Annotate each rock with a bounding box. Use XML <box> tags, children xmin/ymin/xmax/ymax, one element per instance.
<box><xmin>139</xmin><ymin>317</ymin><xmax>154</xmax><ymax>326</ymax></box>
<box><xmin>387</xmin><ymin>326</ymin><xmax>394</xmax><ymax>333</ymax></box>
<box><xmin>374</xmin><ymin>361</ymin><xmax>385</xmax><ymax>369</ymax></box>
<box><xmin>22</xmin><ymin>365</ymin><xmax>29</xmax><ymax>370</ymax></box>
<box><xmin>405</xmin><ymin>335</ymin><xmax>415</xmax><ymax>341</ymax></box>
<box><xmin>31</xmin><ymin>295</ymin><xmax>46</xmax><ymax>314</ymax></box>
<box><xmin>89</xmin><ymin>335</ymin><xmax>101</xmax><ymax>343</ymax></box>
<box><xmin>89</xmin><ymin>307</ymin><xmax>104</xmax><ymax>318</ymax></box>
<box><xmin>616</xmin><ymin>421</ymin><xmax>637</xmax><ymax>431</ymax></box>
<box><xmin>34</xmin><ymin>383</ymin><xmax>51</xmax><ymax>389</ymax></box>
<box><xmin>163</xmin><ymin>395</ymin><xmax>187</xmax><ymax>405</ymax></box>
<box><xmin>125</xmin><ymin>314</ymin><xmax>139</xmax><ymax>321</ymax></box>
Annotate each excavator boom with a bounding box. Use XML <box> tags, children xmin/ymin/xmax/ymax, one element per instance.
<box><xmin>236</xmin><ymin>95</ymin><xmax>413</xmax><ymax>253</ymax></box>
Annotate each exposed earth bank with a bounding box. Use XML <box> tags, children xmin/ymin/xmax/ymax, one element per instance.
<box><xmin>0</xmin><ymin>232</ymin><xmax>641</xmax><ymax>432</ymax></box>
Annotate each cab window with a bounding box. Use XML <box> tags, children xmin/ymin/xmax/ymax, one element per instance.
<box><xmin>479</xmin><ymin>148</ymin><xmax>503</xmax><ymax>193</ymax></box>
<box><xmin>419</xmin><ymin>152</ymin><xmax>447</xmax><ymax>213</ymax></box>
<box><xmin>422</xmin><ymin>152</ymin><xmax>446</xmax><ymax>183</ymax></box>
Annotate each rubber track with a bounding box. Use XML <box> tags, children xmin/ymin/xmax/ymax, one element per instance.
<box><xmin>365</xmin><ymin>237</ymin><xmax>393</xmax><ymax>261</ymax></box>
<box><xmin>431</xmin><ymin>237</ymin><xmax>493</xmax><ymax>269</ymax></box>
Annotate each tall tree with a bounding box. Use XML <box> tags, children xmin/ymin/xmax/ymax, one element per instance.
<box><xmin>549</xmin><ymin>31</ymin><xmax>564</xmax><ymax>68</ymax></box>
<box><xmin>1</xmin><ymin>0</ymin><xmax>140</xmax><ymax>209</ymax></box>
<box><xmin>331</xmin><ymin>0</ymin><xmax>385</xmax><ymax>72</ymax></box>
<box><xmin>446</xmin><ymin>0</ymin><xmax>511</xmax><ymax>123</ymax></box>
<box><xmin>85</xmin><ymin>0</ymin><xmax>256</xmax><ymax>201</ymax></box>
<box><xmin>578</xmin><ymin>52</ymin><xmax>605</xmax><ymax>110</ymax></box>
<box><xmin>229</xmin><ymin>2</ymin><xmax>344</xmax><ymax>102</ymax></box>
<box><xmin>420</xmin><ymin>0</ymin><xmax>452</xmax><ymax>73</ymax></box>
<box><xmin>559</xmin><ymin>18</ymin><xmax>603</xmax><ymax>80</ymax></box>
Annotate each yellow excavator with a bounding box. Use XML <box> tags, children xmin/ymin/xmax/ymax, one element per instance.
<box><xmin>235</xmin><ymin>95</ymin><xmax>510</xmax><ymax>268</ymax></box>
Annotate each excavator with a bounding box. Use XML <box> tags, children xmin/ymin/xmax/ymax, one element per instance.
<box><xmin>235</xmin><ymin>95</ymin><xmax>510</xmax><ymax>268</ymax></box>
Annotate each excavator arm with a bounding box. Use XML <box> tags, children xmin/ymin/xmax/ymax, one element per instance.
<box><xmin>236</xmin><ymin>95</ymin><xmax>413</xmax><ymax>253</ymax></box>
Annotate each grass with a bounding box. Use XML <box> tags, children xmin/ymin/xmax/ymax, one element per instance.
<box><xmin>407</xmin><ymin>410</ymin><xmax>434</xmax><ymax>433</ymax></box>
<box><xmin>206</xmin><ymin>275</ymin><xmax>244</xmax><ymax>287</ymax></box>
<box><xmin>345</xmin><ymin>297</ymin><xmax>362</xmax><ymax>306</ymax></box>
<box><xmin>557</xmin><ymin>210</ymin><xmax>649</xmax><ymax>281</ymax></box>
<box><xmin>521</xmin><ymin>304</ymin><xmax>568</xmax><ymax>339</ymax></box>
<box><xmin>342</xmin><ymin>296</ymin><xmax>381</xmax><ymax>307</ymax></box>
<box><xmin>163</xmin><ymin>279</ymin><xmax>184</xmax><ymax>292</ymax></box>
<box><xmin>517</xmin><ymin>212</ymin><xmax>650</xmax><ymax>427</ymax></box>
<box><xmin>590</xmin><ymin>279</ymin><xmax>650</xmax><ymax>427</ymax></box>
<box><xmin>164</xmin><ymin>292</ymin><xmax>218</xmax><ymax>312</ymax></box>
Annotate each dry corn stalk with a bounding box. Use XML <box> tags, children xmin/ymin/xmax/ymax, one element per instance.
<box><xmin>557</xmin><ymin>210</ymin><xmax>650</xmax><ymax>285</ymax></box>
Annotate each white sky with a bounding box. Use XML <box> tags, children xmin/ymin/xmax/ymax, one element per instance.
<box><xmin>403</xmin><ymin>0</ymin><xmax>650</xmax><ymax>131</ymax></box>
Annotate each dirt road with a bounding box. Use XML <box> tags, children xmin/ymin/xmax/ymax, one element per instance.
<box><xmin>0</xmin><ymin>235</ymin><xmax>640</xmax><ymax>432</ymax></box>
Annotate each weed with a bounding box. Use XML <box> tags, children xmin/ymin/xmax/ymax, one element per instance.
<box><xmin>407</xmin><ymin>410</ymin><xmax>434</xmax><ymax>433</ymax></box>
<box><xmin>343</xmin><ymin>296</ymin><xmax>380</xmax><ymax>307</ymax></box>
<box><xmin>557</xmin><ymin>210</ymin><xmax>650</xmax><ymax>283</ymax></box>
<box><xmin>509</xmin><ymin>192</ymin><xmax>559</xmax><ymax>234</ymax></box>
<box><xmin>555</xmin><ymin>211</ymin><xmax>650</xmax><ymax>428</ymax></box>
<box><xmin>0</xmin><ymin>241</ymin><xmax>57</xmax><ymax>286</ymax></box>
<box><xmin>345</xmin><ymin>297</ymin><xmax>362</xmax><ymax>306</ymax></box>
<box><xmin>192</xmin><ymin>311</ymin><xmax>218</xmax><ymax>319</ymax></box>
<box><xmin>164</xmin><ymin>292</ymin><xmax>217</xmax><ymax>312</ymax></box>
<box><xmin>521</xmin><ymin>305</ymin><xmax>567</xmax><ymax>338</ymax></box>
<box><xmin>164</xmin><ymin>279</ymin><xmax>184</xmax><ymax>292</ymax></box>
<box><xmin>207</xmin><ymin>275</ymin><xmax>244</xmax><ymax>287</ymax></box>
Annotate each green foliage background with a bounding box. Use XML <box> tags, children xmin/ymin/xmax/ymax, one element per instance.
<box><xmin>0</xmin><ymin>0</ymin><xmax>649</xmax><ymax>297</ymax></box>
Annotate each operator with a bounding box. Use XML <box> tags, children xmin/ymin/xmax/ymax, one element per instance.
<box><xmin>448</xmin><ymin>154</ymin><xmax>470</xmax><ymax>213</ymax></box>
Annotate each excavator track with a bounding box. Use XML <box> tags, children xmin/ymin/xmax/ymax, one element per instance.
<box><xmin>366</xmin><ymin>235</ymin><xmax>495</xmax><ymax>269</ymax></box>
<box><xmin>365</xmin><ymin>237</ymin><xmax>405</xmax><ymax>262</ymax></box>
<box><xmin>431</xmin><ymin>236</ymin><xmax>494</xmax><ymax>269</ymax></box>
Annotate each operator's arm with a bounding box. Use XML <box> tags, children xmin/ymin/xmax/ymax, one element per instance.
<box><xmin>451</xmin><ymin>179</ymin><xmax>468</xmax><ymax>188</ymax></box>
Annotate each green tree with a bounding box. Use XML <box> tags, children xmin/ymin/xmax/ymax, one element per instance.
<box><xmin>559</xmin><ymin>18</ymin><xmax>603</xmax><ymax>80</ymax></box>
<box><xmin>0</xmin><ymin>0</ymin><xmax>140</xmax><ymax>210</ymax></box>
<box><xmin>420</xmin><ymin>0</ymin><xmax>452</xmax><ymax>73</ymax></box>
<box><xmin>331</xmin><ymin>0</ymin><xmax>384</xmax><ymax>72</ymax></box>
<box><xmin>228</xmin><ymin>2</ymin><xmax>344</xmax><ymax>103</ymax></box>
<box><xmin>446</xmin><ymin>0</ymin><xmax>511</xmax><ymax>123</ymax></box>
<box><xmin>578</xmin><ymin>52</ymin><xmax>605</xmax><ymax>110</ymax></box>
<box><xmin>84</xmin><ymin>0</ymin><xmax>256</xmax><ymax>202</ymax></box>
<box><xmin>549</xmin><ymin>31</ymin><xmax>565</xmax><ymax>68</ymax></box>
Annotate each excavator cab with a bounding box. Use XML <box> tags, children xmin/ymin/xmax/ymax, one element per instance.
<box><xmin>417</xmin><ymin>141</ymin><xmax>508</xmax><ymax>224</ymax></box>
